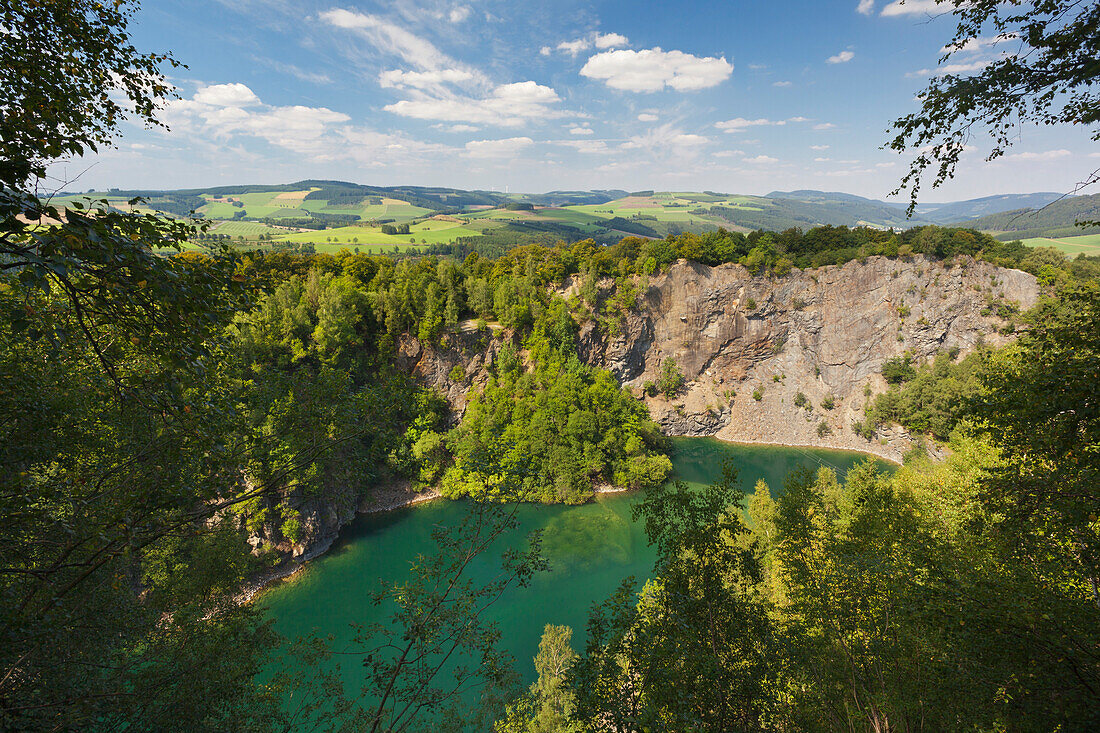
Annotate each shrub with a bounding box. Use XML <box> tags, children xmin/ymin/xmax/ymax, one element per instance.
<box><xmin>449</xmin><ymin>364</ymin><xmax>465</xmax><ymax>383</ymax></box>
<box><xmin>657</xmin><ymin>358</ymin><xmax>685</xmax><ymax>398</ymax></box>
<box><xmin>643</xmin><ymin>380</ymin><xmax>658</xmax><ymax>397</ymax></box>
<box><xmin>821</xmin><ymin>394</ymin><xmax>836</xmax><ymax>410</ymax></box>
<box><xmin>793</xmin><ymin>392</ymin><xmax>808</xmax><ymax>408</ymax></box>
<box><xmin>745</xmin><ymin>297</ymin><xmax>757</xmax><ymax>310</ymax></box>
<box><xmin>817</xmin><ymin>420</ymin><xmax>832</xmax><ymax>437</ymax></box>
<box><xmin>882</xmin><ymin>354</ymin><xmax>916</xmax><ymax>384</ymax></box>
<box><xmin>753</xmin><ymin>386</ymin><xmax>764</xmax><ymax>401</ymax></box>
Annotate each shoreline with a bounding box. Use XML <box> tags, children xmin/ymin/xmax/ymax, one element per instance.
<box><xmin>706</xmin><ymin>435</ymin><xmax>904</xmax><ymax>467</ymax></box>
<box><xmin>237</xmin><ymin>436</ymin><xmax>902</xmax><ymax>603</ymax></box>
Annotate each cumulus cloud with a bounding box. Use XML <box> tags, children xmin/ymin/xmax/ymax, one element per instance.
<box><xmin>595</xmin><ymin>32</ymin><xmax>629</xmax><ymax>48</ymax></box>
<box><xmin>813</xmin><ymin>122</ymin><xmax>837</xmax><ymax>130</ymax></box>
<box><xmin>163</xmin><ymin>82</ymin><xmax>449</xmax><ymax>166</ymax></box>
<box><xmin>557</xmin><ymin>38</ymin><xmax>591</xmax><ymax>56</ymax></box>
<box><xmin>857</xmin><ymin>0</ymin><xmax>875</xmax><ymax>14</ymax></box>
<box><xmin>810</xmin><ymin>144</ymin><xmax>830</xmax><ymax>151</ymax></box>
<box><xmin>464</xmin><ymin>137</ymin><xmax>534</xmax><ymax>158</ymax></box>
<box><xmin>379</xmin><ymin>68</ymin><xmax>474</xmax><ymax>88</ymax></box>
<box><xmin>827</xmin><ymin>50</ymin><xmax>855</xmax><ymax>64</ymax></box>
<box><xmin>744</xmin><ymin>154</ymin><xmax>779</xmax><ymax>164</ymax></box>
<box><xmin>434</xmin><ymin>123</ymin><xmax>479</xmax><ymax>132</ymax></box>
<box><xmin>569</xmin><ymin>126</ymin><xmax>594</xmax><ymax>135</ymax></box>
<box><xmin>580</xmin><ymin>48</ymin><xmax>732</xmax><ymax>92</ymax></box>
<box><xmin>384</xmin><ymin>81</ymin><xmax>565</xmax><ymax>126</ymax></box>
<box><xmin>773</xmin><ymin>80</ymin><xmax>792</xmax><ymax>87</ymax></box>
<box><xmin>880</xmin><ymin>0</ymin><xmax>944</xmax><ymax>17</ymax></box>
<box><xmin>551</xmin><ymin>31</ymin><xmax>629</xmax><ymax>56</ymax></box>
<box><xmin>637</xmin><ymin>113</ymin><xmax>659</xmax><ymax>122</ymax></box>
<box><xmin>193</xmin><ymin>83</ymin><xmax>261</xmax><ymax>107</ymax></box>
<box><xmin>448</xmin><ymin>5</ymin><xmax>470</xmax><ymax>23</ymax></box>
<box><xmin>539</xmin><ymin>46</ymin><xmax>552</xmax><ymax>56</ymax></box>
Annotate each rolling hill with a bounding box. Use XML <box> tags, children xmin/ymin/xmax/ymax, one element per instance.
<box><xmin>54</xmin><ymin>182</ymin><xmax>1087</xmax><ymax>254</ymax></box>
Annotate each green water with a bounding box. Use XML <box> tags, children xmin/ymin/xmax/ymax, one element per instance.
<box><xmin>260</xmin><ymin>438</ymin><xmax>886</xmax><ymax>703</ymax></box>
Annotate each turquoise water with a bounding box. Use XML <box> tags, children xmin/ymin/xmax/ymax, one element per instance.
<box><xmin>260</xmin><ymin>438</ymin><xmax>887</xmax><ymax>708</ymax></box>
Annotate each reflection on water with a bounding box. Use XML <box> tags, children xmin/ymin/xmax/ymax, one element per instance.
<box><xmin>542</xmin><ymin>500</ymin><xmax>634</xmax><ymax>573</ymax></box>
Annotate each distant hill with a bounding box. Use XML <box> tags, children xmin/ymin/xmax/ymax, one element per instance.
<box><xmin>956</xmin><ymin>193</ymin><xmax>1100</xmax><ymax>240</ymax></box>
<box><xmin>762</xmin><ymin>191</ymin><xmax>936</xmax><ymax>228</ymax></box>
<box><xmin>768</xmin><ymin>189</ymin><xmax>1068</xmax><ymax>226</ymax></box>
<box><xmin>919</xmin><ymin>192</ymin><xmax>1065</xmax><ymax>223</ymax></box>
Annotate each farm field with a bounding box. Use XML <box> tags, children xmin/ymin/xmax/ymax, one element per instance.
<box><xmin>1019</xmin><ymin>233</ymin><xmax>1100</xmax><ymax>256</ymax></box>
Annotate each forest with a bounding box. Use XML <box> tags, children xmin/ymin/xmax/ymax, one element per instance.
<box><xmin>2</xmin><ymin>0</ymin><xmax>1099</xmax><ymax>730</ymax></box>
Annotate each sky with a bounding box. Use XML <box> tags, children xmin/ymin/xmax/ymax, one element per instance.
<box><xmin>48</xmin><ymin>0</ymin><xmax>1096</xmax><ymax>201</ymax></box>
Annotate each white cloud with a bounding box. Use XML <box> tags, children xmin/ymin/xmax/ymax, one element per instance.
<box><xmin>1089</xmin><ymin>152</ymin><xmax>1100</xmax><ymax>159</ymax></box>
<box><xmin>810</xmin><ymin>144</ymin><xmax>830</xmax><ymax>151</ymax></box>
<box><xmin>595</xmin><ymin>32</ymin><xmax>629</xmax><ymax>49</ymax></box>
<box><xmin>540</xmin><ymin>46</ymin><xmax>552</xmax><ymax>56</ymax></box>
<box><xmin>1002</xmin><ymin>149</ymin><xmax>1071</xmax><ymax>162</ymax></box>
<box><xmin>637</xmin><ymin>113</ymin><xmax>659</xmax><ymax>122</ymax></box>
<box><xmin>814</xmin><ymin>157</ymin><xmax>831</xmax><ymax>162</ymax></box>
<box><xmin>464</xmin><ymin>137</ymin><xmax>534</xmax><ymax>158</ymax></box>
<box><xmin>448</xmin><ymin>5</ymin><xmax>470</xmax><ymax>23</ymax></box>
<box><xmin>857</xmin><ymin>0</ymin><xmax>875</xmax><ymax>15</ymax></box>
<box><xmin>942</xmin><ymin>34</ymin><xmax>1017</xmax><ymax>54</ymax></box>
<box><xmin>813</xmin><ymin>122</ymin><xmax>837</xmax><ymax>130</ymax></box>
<box><xmin>713</xmin><ymin>150</ymin><xmax>744</xmax><ymax>158</ymax></box>
<box><xmin>827</xmin><ymin>50</ymin><xmax>855</xmax><ymax>64</ymax></box>
<box><xmin>560</xmin><ymin>140</ymin><xmax>611</xmax><ymax>154</ymax></box>
<box><xmin>907</xmin><ymin>60</ymin><xmax>990</xmax><ymax>78</ymax></box>
<box><xmin>164</xmin><ymin>82</ymin><xmax>452</xmax><ymax>166</ymax></box>
<box><xmin>580</xmin><ymin>47</ymin><xmax>733</xmax><ymax>92</ymax></box>
<box><xmin>715</xmin><ymin>116</ymin><xmax>811</xmax><ymax>133</ymax></box>
<box><xmin>557</xmin><ymin>39</ymin><xmax>591</xmax><ymax>56</ymax></box>
<box><xmin>434</xmin><ymin>123</ymin><xmax>479</xmax><ymax>132</ymax></box>
<box><xmin>745</xmin><ymin>154</ymin><xmax>778</xmax><ymax>164</ymax></box>
<box><xmin>773</xmin><ymin>81</ymin><xmax>792</xmax><ymax>87</ymax></box>
<box><xmin>619</xmin><ymin>124</ymin><xmax>710</xmax><ymax>160</ymax></box>
<box><xmin>379</xmin><ymin>68</ymin><xmax>474</xmax><ymax>88</ymax></box>
<box><xmin>569</xmin><ymin>126</ymin><xmax>594</xmax><ymax>135</ymax></box>
<box><xmin>384</xmin><ymin>81</ymin><xmax>564</xmax><ymax>126</ymax></box>
<box><xmin>880</xmin><ymin>0</ymin><xmax>944</xmax><ymax>17</ymax></box>
<box><xmin>193</xmin><ymin>83</ymin><xmax>261</xmax><ymax>107</ymax></box>
<box><xmin>715</xmin><ymin>117</ymin><xmax>774</xmax><ymax>132</ymax></box>
<box><xmin>320</xmin><ymin>8</ymin><xmax>452</xmax><ymax>70</ymax></box>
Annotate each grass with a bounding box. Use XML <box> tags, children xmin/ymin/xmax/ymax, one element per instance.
<box><xmin>209</xmin><ymin>221</ymin><xmax>284</xmax><ymax>237</ymax></box>
<box><xmin>1019</xmin><ymin>234</ymin><xmax>1100</xmax><ymax>256</ymax></box>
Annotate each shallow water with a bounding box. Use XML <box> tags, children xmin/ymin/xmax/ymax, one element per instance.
<box><xmin>260</xmin><ymin>437</ymin><xmax>886</xmax><ymax>713</ymax></box>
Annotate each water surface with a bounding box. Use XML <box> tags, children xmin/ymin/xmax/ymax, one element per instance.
<box><xmin>261</xmin><ymin>438</ymin><xmax>887</xmax><ymax>706</ymax></box>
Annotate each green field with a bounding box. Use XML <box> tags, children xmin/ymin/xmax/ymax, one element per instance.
<box><xmin>1020</xmin><ymin>233</ymin><xmax>1100</xmax><ymax>256</ymax></box>
<box><xmin>209</xmin><ymin>221</ymin><xmax>285</xmax><ymax>237</ymax></box>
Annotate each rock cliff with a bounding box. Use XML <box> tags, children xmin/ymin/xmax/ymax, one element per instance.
<box><xmin>571</xmin><ymin>255</ymin><xmax>1038</xmax><ymax>462</ymax></box>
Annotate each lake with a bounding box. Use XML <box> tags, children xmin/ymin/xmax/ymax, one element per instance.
<box><xmin>259</xmin><ymin>437</ymin><xmax>888</xmax><ymax>720</ymax></box>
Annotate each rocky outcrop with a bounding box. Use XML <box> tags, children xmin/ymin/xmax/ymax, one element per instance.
<box><xmin>574</xmin><ymin>255</ymin><xmax>1038</xmax><ymax>462</ymax></box>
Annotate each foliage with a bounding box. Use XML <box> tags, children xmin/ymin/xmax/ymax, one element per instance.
<box><xmin>888</xmin><ymin>0</ymin><xmax>1100</xmax><ymax>209</ymax></box>
<box><xmin>569</xmin><ymin>466</ymin><xmax>777</xmax><ymax>731</ymax></box>
<box><xmin>443</xmin><ymin>318</ymin><xmax>670</xmax><ymax>504</ymax></box>
<box><xmin>656</xmin><ymin>357</ymin><xmax>685</xmax><ymax>398</ymax></box>
<box><xmin>495</xmin><ymin>625</ymin><xmax>583</xmax><ymax>733</ymax></box>
<box><xmin>0</xmin><ymin>0</ymin><xmax>179</xmax><ymax>188</ymax></box>
<box><xmin>865</xmin><ymin>348</ymin><xmax>986</xmax><ymax>440</ymax></box>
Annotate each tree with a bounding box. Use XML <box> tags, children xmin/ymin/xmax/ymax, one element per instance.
<box><xmin>495</xmin><ymin>625</ymin><xmax>583</xmax><ymax>733</ymax></box>
<box><xmin>656</xmin><ymin>357</ymin><xmax>685</xmax><ymax>398</ymax></box>
<box><xmin>569</xmin><ymin>466</ymin><xmax>777</xmax><ymax>731</ymax></box>
<box><xmin>888</xmin><ymin>0</ymin><xmax>1100</xmax><ymax>211</ymax></box>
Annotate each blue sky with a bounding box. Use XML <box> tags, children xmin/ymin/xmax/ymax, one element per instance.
<box><xmin>50</xmin><ymin>0</ymin><xmax>1095</xmax><ymax>200</ymax></box>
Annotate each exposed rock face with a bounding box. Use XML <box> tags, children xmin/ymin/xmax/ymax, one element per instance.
<box><xmin>244</xmin><ymin>254</ymin><xmax>1039</xmax><ymax>587</ymax></box>
<box><xmin>575</xmin><ymin>255</ymin><xmax>1038</xmax><ymax>462</ymax></box>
